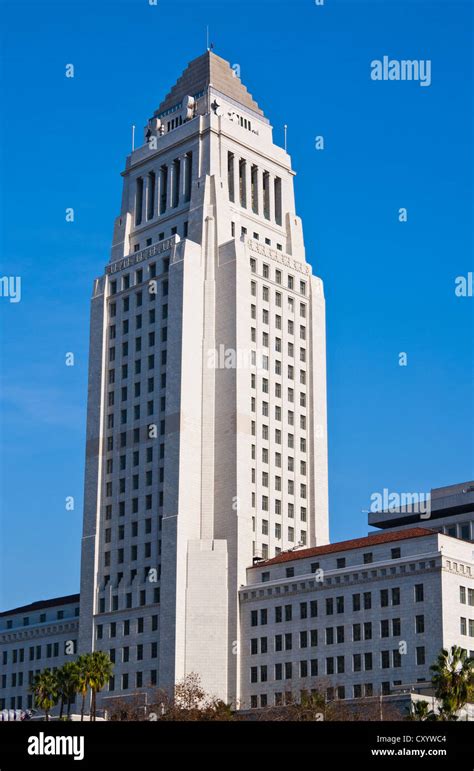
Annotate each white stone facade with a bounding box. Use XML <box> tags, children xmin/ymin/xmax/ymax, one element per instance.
<box><xmin>0</xmin><ymin>595</ymin><xmax>80</xmax><ymax>712</ymax></box>
<box><xmin>77</xmin><ymin>51</ymin><xmax>329</xmax><ymax>705</ymax></box>
<box><xmin>239</xmin><ymin>530</ymin><xmax>474</xmax><ymax>709</ymax></box>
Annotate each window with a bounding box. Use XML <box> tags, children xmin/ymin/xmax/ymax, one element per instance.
<box><xmin>415</xmin><ymin>615</ymin><xmax>425</xmax><ymax>634</ymax></box>
<box><xmin>415</xmin><ymin>584</ymin><xmax>424</xmax><ymax>602</ymax></box>
<box><xmin>416</xmin><ymin>646</ymin><xmax>425</xmax><ymax>665</ymax></box>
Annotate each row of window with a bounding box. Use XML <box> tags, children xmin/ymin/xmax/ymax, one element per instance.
<box><xmin>251</xmin><ymin>303</ymin><xmax>303</xmax><ymax>323</ymax></box>
<box><xmin>106</xmin><ymin>642</ymin><xmax>158</xmax><ymax>664</ymax></box>
<box><xmin>248</xmin><ymin>679</ymin><xmax>424</xmax><ymax>708</ymax></box>
<box><xmin>104</xmin><ymin>447</ymin><xmax>163</xmax><ymax>480</ymax></box>
<box><xmin>460</xmin><ymin>586</ymin><xmax>474</xmax><ymax>605</ymax></box>
<box><xmin>460</xmin><ymin>617</ymin><xmax>474</xmax><ymax>636</ymax></box>
<box><xmin>109</xmin><ymin>284</ymin><xmax>167</xmax><ymax>321</ymax></box>
<box><xmin>96</xmin><ymin>614</ymin><xmax>158</xmax><ymax>640</ymax></box>
<box><xmin>252</xmin><ymin>327</ymin><xmax>307</xmax><ymax>347</ymax></box>
<box><xmin>257</xmin><ymin>550</ymin><xmax>407</xmax><ymax>585</ymax></box>
<box><xmin>249</xmin><ymin>587</ymin><xmax>425</xmax><ymax>626</ymax></box>
<box><xmin>109</xmin><ymin>670</ymin><xmax>157</xmax><ymax>691</ymax></box>
<box><xmin>228</xmin><ymin>154</ymin><xmax>282</xmax><ymax>225</ymax></box>
<box><xmin>100</xmin><ymin>565</ymin><xmax>161</xmax><ymax>592</ymax></box>
<box><xmin>1</xmin><ymin>640</ymin><xmax>77</xmax><ymax>667</ymax></box>
<box><xmin>250</xmin><ymin>274</ymin><xmax>306</xmax><ymax>298</ymax></box>
<box><xmin>250</xmin><ymin>617</ymin><xmax>424</xmax><ymax>655</ymax></box>
<box><xmin>1</xmin><ymin>607</ymin><xmax>79</xmax><ymax>631</ymax></box>
<box><xmin>250</xmin><ymin>647</ymin><xmax>427</xmax><ymax>685</ymax></box>
<box><xmin>134</xmin><ymin>154</ymin><xmax>192</xmax><ymax>227</ymax></box>
<box><xmin>251</xmin><ymin>375</ymin><xmax>307</xmax><ymax>404</ymax></box>
<box><xmin>110</xmin><ymin>308</ymin><xmax>167</xmax><ymax>337</ymax></box>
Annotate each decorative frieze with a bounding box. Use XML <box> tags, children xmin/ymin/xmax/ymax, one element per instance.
<box><xmin>106</xmin><ymin>236</ymin><xmax>178</xmax><ymax>276</ymax></box>
<box><xmin>246</xmin><ymin>238</ymin><xmax>311</xmax><ymax>276</ymax></box>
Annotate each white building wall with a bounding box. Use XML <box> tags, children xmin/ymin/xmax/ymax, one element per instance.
<box><xmin>78</xmin><ymin>52</ymin><xmax>329</xmax><ymax>706</ymax></box>
<box><xmin>239</xmin><ymin>532</ymin><xmax>474</xmax><ymax>708</ymax></box>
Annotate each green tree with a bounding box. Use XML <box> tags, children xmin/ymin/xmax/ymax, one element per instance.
<box><xmin>56</xmin><ymin>662</ymin><xmax>80</xmax><ymax>719</ymax></box>
<box><xmin>407</xmin><ymin>700</ymin><xmax>430</xmax><ymax>721</ymax></box>
<box><xmin>30</xmin><ymin>669</ymin><xmax>59</xmax><ymax>721</ymax></box>
<box><xmin>89</xmin><ymin>651</ymin><xmax>114</xmax><ymax>721</ymax></box>
<box><xmin>430</xmin><ymin>646</ymin><xmax>474</xmax><ymax>720</ymax></box>
<box><xmin>77</xmin><ymin>654</ymin><xmax>93</xmax><ymax>722</ymax></box>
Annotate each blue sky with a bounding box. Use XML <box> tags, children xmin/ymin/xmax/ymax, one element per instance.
<box><xmin>0</xmin><ymin>0</ymin><xmax>472</xmax><ymax>610</ymax></box>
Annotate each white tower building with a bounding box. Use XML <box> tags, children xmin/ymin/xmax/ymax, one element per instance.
<box><xmin>78</xmin><ymin>51</ymin><xmax>329</xmax><ymax>706</ymax></box>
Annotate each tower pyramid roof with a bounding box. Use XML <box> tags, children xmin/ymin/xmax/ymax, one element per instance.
<box><xmin>156</xmin><ymin>50</ymin><xmax>264</xmax><ymax>117</ymax></box>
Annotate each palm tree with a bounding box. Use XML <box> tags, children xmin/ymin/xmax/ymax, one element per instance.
<box><xmin>56</xmin><ymin>662</ymin><xmax>80</xmax><ymax>720</ymax></box>
<box><xmin>88</xmin><ymin>651</ymin><xmax>114</xmax><ymax>721</ymax></box>
<box><xmin>407</xmin><ymin>700</ymin><xmax>430</xmax><ymax>721</ymax></box>
<box><xmin>430</xmin><ymin>646</ymin><xmax>474</xmax><ymax>719</ymax></box>
<box><xmin>30</xmin><ymin>669</ymin><xmax>59</xmax><ymax>721</ymax></box>
<box><xmin>77</xmin><ymin>654</ymin><xmax>93</xmax><ymax>722</ymax></box>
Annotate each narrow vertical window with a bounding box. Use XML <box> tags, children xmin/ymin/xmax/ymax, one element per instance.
<box><xmin>172</xmin><ymin>159</ymin><xmax>180</xmax><ymax>208</ymax></box>
<box><xmin>228</xmin><ymin>152</ymin><xmax>235</xmax><ymax>202</ymax></box>
<box><xmin>185</xmin><ymin>152</ymin><xmax>192</xmax><ymax>202</ymax></box>
<box><xmin>135</xmin><ymin>177</ymin><xmax>143</xmax><ymax>226</ymax></box>
<box><xmin>251</xmin><ymin>165</ymin><xmax>258</xmax><ymax>214</ymax></box>
<box><xmin>274</xmin><ymin>177</ymin><xmax>282</xmax><ymax>225</ymax></box>
<box><xmin>263</xmin><ymin>171</ymin><xmax>270</xmax><ymax>219</ymax></box>
<box><xmin>147</xmin><ymin>172</ymin><xmax>155</xmax><ymax>221</ymax></box>
<box><xmin>159</xmin><ymin>165</ymin><xmax>168</xmax><ymax>214</ymax></box>
<box><xmin>239</xmin><ymin>159</ymin><xmax>247</xmax><ymax>208</ymax></box>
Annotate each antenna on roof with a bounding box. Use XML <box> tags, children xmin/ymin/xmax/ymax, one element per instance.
<box><xmin>284</xmin><ymin>124</ymin><xmax>288</xmax><ymax>152</ymax></box>
<box><xmin>206</xmin><ymin>25</ymin><xmax>214</xmax><ymax>51</ymax></box>
<box><xmin>131</xmin><ymin>124</ymin><xmax>135</xmax><ymax>152</ymax></box>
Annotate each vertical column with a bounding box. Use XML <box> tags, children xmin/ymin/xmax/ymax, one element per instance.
<box><xmin>244</xmin><ymin>160</ymin><xmax>251</xmax><ymax>211</ymax></box>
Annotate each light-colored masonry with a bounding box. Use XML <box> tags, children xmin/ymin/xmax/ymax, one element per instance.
<box><xmin>78</xmin><ymin>51</ymin><xmax>329</xmax><ymax>706</ymax></box>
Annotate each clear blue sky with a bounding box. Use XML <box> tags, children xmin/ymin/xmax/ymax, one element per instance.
<box><xmin>0</xmin><ymin>0</ymin><xmax>473</xmax><ymax>610</ymax></box>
